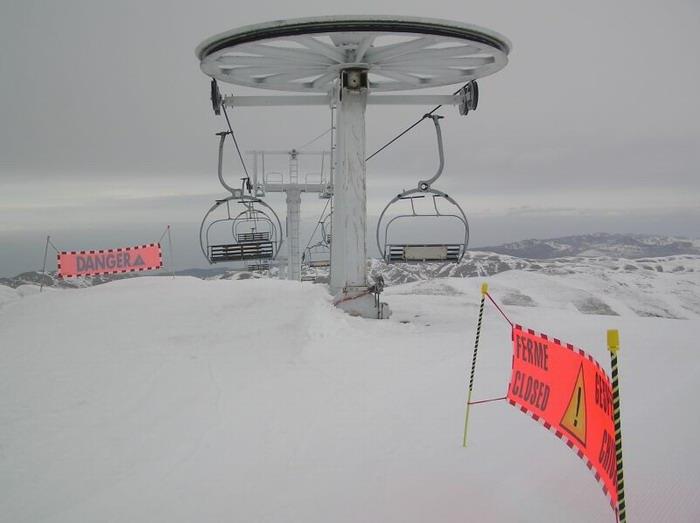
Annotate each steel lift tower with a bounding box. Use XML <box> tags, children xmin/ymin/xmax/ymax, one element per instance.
<box><xmin>196</xmin><ymin>16</ymin><xmax>510</xmax><ymax>318</ymax></box>
<box><xmin>247</xmin><ymin>149</ymin><xmax>332</xmax><ymax>281</ymax></box>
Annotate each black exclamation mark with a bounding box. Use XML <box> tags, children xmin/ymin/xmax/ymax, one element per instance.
<box><xmin>573</xmin><ymin>388</ymin><xmax>582</xmax><ymax>427</ymax></box>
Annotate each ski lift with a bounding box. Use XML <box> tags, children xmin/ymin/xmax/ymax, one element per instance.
<box><xmin>199</xmin><ymin>130</ymin><xmax>283</xmax><ymax>264</ymax></box>
<box><xmin>376</xmin><ymin>114</ymin><xmax>469</xmax><ymax>264</ymax></box>
<box><xmin>199</xmin><ymin>195</ymin><xmax>283</xmax><ymax>264</ymax></box>
<box><xmin>302</xmin><ymin>205</ymin><xmax>332</xmax><ymax>268</ymax></box>
<box><xmin>303</xmin><ymin>241</ymin><xmax>331</xmax><ymax>268</ymax></box>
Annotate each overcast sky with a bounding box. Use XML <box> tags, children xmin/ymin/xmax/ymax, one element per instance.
<box><xmin>1</xmin><ymin>0</ymin><xmax>699</xmax><ymax>276</ymax></box>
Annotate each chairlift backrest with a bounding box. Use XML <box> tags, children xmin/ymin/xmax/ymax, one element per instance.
<box><xmin>237</xmin><ymin>231</ymin><xmax>271</xmax><ymax>243</ymax></box>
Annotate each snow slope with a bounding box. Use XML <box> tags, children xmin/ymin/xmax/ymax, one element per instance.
<box><xmin>1</xmin><ymin>275</ymin><xmax>698</xmax><ymax>522</ymax></box>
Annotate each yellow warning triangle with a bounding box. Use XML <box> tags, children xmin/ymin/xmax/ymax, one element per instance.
<box><xmin>561</xmin><ymin>364</ymin><xmax>587</xmax><ymax>446</ymax></box>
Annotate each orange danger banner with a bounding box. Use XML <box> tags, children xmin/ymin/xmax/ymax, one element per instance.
<box><xmin>58</xmin><ymin>243</ymin><xmax>163</xmax><ymax>278</ymax></box>
<box><xmin>507</xmin><ymin>325</ymin><xmax>618</xmax><ymax>511</ymax></box>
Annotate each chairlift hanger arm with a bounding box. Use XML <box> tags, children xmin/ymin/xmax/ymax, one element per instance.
<box><xmin>418</xmin><ymin>115</ymin><xmax>445</xmax><ymax>190</ymax></box>
<box><xmin>216</xmin><ymin>132</ymin><xmax>242</xmax><ymax>196</ymax></box>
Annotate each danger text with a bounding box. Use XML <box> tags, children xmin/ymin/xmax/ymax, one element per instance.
<box><xmin>76</xmin><ymin>252</ymin><xmax>145</xmax><ymax>271</ymax></box>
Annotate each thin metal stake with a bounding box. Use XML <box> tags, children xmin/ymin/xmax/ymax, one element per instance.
<box><xmin>166</xmin><ymin>225</ymin><xmax>176</xmax><ymax>279</ymax></box>
<box><xmin>463</xmin><ymin>282</ymin><xmax>488</xmax><ymax>447</ymax></box>
<box><xmin>608</xmin><ymin>329</ymin><xmax>627</xmax><ymax>523</ymax></box>
<box><xmin>40</xmin><ymin>235</ymin><xmax>50</xmax><ymax>293</ymax></box>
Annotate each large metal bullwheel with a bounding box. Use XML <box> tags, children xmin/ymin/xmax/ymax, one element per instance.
<box><xmin>197</xmin><ymin>16</ymin><xmax>509</xmax><ymax>93</ymax></box>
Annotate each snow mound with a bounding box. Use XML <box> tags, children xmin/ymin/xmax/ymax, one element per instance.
<box><xmin>0</xmin><ymin>285</ymin><xmax>20</xmax><ymax>310</ymax></box>
<box><xmin>1</xmin><ymin>276</ymin><xmax>698</xmax><ymax>522</ymax></box>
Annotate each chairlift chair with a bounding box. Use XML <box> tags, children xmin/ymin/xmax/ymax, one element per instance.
<box><xmin>245</xmin><ymin>260</ymin><xmax>271</xmax><ymax>271</ymax></box>
<box><xmin>200</xmin><ymin>195</ymin><xmax>283</xmax><ymax>264</ymax></box>
<box><xmin>376</xmin><ymin>114</ymin><xmax>469</xmax><ymax>264</ymax></box>
<box><xmin>302</xmin><ymin>241</ymin><xmax>331</xmax><ymax>268</ymax></box>
<box><xmin>301</xmin><ymin>203</ymin><xmax>332</xmax><ymax>269</ymax></box>
<box><xmin>199</xmin><ymin>127</ymin><xmax>284</xmax><ymax>265</ymax></box>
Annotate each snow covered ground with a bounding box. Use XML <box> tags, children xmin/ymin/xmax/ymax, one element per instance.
<box><xmin>1</xmin><ymin>272</ymin><xmax>698</xmax><ymax>522</ymax></box>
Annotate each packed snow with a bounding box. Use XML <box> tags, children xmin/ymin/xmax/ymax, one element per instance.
<box><xmin>1</xmin><ymin>271</ymin><xmax>698</xmax><ymax>522</ymax></box>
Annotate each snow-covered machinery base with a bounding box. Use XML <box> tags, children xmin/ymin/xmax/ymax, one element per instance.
<box><xmin>196</xmin><ymin>16</ymin><xmax>510</xmax><ymax>318</ymax></box>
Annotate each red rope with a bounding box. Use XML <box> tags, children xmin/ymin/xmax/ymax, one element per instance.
<box><xmin>333</xmin><ymin>290</ymin><xmax>371</xmax><ymax>306</ymax></box>
<box><xmin>467</xmin><ymin>395</ymin><xmax>507</xmax><ymax>406</ymax></box>
<box><xmin>485</xmin><ymin>292</ymin><xmax>514</xmax><ymax>327</ymax></box>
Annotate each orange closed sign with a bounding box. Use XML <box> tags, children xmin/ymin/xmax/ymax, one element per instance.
<box><xmin>507</xmin><ymin>325</ymin><xmax>617</xmax><ymax>511</ymax></box>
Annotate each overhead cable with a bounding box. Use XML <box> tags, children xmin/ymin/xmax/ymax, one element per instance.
<box><xmin>302</xmin><ymin>198</ymin><xmax>331</xmax><ymax>255</ymax></box>
<box><xmin>221</xmin><ymin>102</ymin><xmax>251</xmax><ymax>181</ymax></box>
<box><xmin>365</xmin><ymin>82</ymin><xmax>472</xmax><ymax>162</ymax></box>
<box><xmin>296</xmin><ymin>127</ymin><xmax>333</xmax><ymax>151</ymax></box>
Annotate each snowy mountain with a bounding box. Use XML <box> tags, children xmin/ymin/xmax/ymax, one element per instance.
<box><xmin>373</xmin><ymin>251</ymin><xmax>699</xmax><ymax>285</ymax></box>
<box><xmin>478</xmin><ymin>232</ymin><xmax>700</xmax><ymax>259</ymax></box>
<box><xmin>373</xmin><ymin>254</ymin><xmax>700</xmax><ymax>319</ymax></box>
<box><xmin>0</xmin><ymin>268</ymin><xmax>229</xmax><ymax>290</ymax></box>
<box><xmin>0</xmin><ymin>270</ymin><xmax>141</xmax><ymax>290</ymax></box>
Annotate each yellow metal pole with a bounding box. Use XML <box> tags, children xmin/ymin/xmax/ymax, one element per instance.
<box><xmin>607</xmin><ymin>329</ymin><xmax>627</xmax><ymax>523</ymax></box>
<box><xmin>463</xmin><ymin>282</ymin><xmax>488</xmax><ymax>447</ymax></box>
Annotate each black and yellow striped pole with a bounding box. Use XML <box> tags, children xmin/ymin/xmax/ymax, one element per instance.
<box><xmin>607</xmin><ymin>329</ymin><xmax>627</xmax><ymax>523</ymax></box>
<box><xmin>462</xmin><ymin>282</ymin><xmax>488</xmax><ymax>447</ymax></box>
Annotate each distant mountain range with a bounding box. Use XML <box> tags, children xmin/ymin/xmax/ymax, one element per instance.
<box><xmin>2</xmin><ymin>233</ymin><xmax>699</xmax><ymax>290</ymax></box>
<box><xmin>478</xmin><ymin>232</ymin><xmax>700</xmax><ymax>259</ymax></box>
<box><xmin>0</xmin><ymin>267</ymin><xmax>228</xmax><ymax>290</ymax></box>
